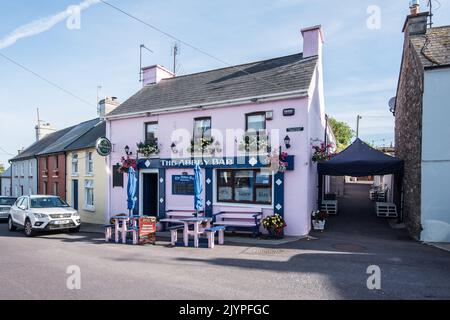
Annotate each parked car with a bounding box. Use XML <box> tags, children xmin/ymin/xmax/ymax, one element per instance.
<box><xmin>0</xmin><ymin>197</ymin><xmax>17</xmax><ymax>221</ymax></box>
<box><xmin>8</xmin><ymin>195</ymin><xmax>81</xmax><ymax>237</ymax></box>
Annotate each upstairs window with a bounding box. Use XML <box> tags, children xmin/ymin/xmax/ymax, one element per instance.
<box><xmin>72</xmin><ymin>154</ymin><xmax>79</xmax><ymax>175</ymax></box>
<box><xmin>193</xmin><ymin>117</ymin><xmax>211</xmax><ymax>141</ymax></box>
<box><xmin>86</xmin><ymin>152</ymin><xmax>94</xmax><ymax>175</ymax></box>
<box><xmin>145</xmin><ymin>122</ymin><xmax>158</xmax><ymax>145</ymax></box>
<box><xmin>54</xmin><ymin>156</ymin><xmax>59</xmax><ymax>170</ymax></box>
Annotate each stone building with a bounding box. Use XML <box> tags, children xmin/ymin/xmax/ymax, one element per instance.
<box><xmin>394</xmin><ymin>4</ymin><xmax>450</xmax><ymax>242</ymax></box>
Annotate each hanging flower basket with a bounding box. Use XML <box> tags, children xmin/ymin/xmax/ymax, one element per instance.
<box><xmin>137</xmin><ymin>141</ymin><xmax>160</xmax><ymax>158</ymax></box>
<box><xmin>118</xmin><ymin>156</ymin><xmax>137</xmax><ymax>174</ymax></box>
<box><xmin>312</xmin><ymin>142</ymin><xmax>335</xmax><ymax>163</ymax></box>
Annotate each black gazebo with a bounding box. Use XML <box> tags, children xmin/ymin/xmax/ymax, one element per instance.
<box><xmin>317</xmin><ymin>139</ymin><xmax>404</xmax><ymax>220</ymax></box>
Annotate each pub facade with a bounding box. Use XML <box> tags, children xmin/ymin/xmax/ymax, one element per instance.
<box><xmin>106</xmin><ymin>25</ymin><xmax>334</xmax><ymax>236</ymax></box>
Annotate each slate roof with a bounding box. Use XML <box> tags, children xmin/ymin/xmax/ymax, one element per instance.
<box><xmin>37</xmin><ymin>118</ymin><xmax>101</xmax><ymax>156</ymax></box>
<box><xmin>1</xmin><ymin>166</ymin><xmax>11</xmax><ymax>178</ymax></box>
<box><xmin>108</xmin><ymin>53</ymin><xmax>318</xmax><ymax>117</ymax></box>
<box><xmin>64</xmin><ymin>121</ymin><xmax>106</xmax><ymax>152</ymax></box>
<box><xmin>411</xmin><ymin>25</ymin><xmax>450</xmax><ymax>68</ymax></box>
<box><xmin>9</xmin><ymin>126</ymin><xmax>75</xmax><ymax>162</ymax></box>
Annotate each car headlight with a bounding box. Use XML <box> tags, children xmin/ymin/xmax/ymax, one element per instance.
<box><xmin>72</xmin><ymin>211</ymin><xmax>80</xmax><ymax>217</ymax></box>
<box><xmin>33</xmin><ymin>213</ymin><xmax>48</xmax><ymax>219</ymax></box>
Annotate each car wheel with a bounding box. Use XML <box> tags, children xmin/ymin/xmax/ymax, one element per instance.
<box><xmin>69</xmin><ymin>226</ymin><xmax>80</xmax><ymax>233</ymax></box>
<box><xmin>24</xmin><ymin>219</ymin><xmax>35</xmax><ymax>237</ymax></box>
<box><xmin>8</xmin><ymin>216</ymin><xmax>17</xmax><ymax>232</ymax></box>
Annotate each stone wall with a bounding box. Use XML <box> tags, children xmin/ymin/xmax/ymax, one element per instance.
<box><xmin>395</xmin><ymin>38</ymin><xmax>424</xmax><ymax>239</ymax></box>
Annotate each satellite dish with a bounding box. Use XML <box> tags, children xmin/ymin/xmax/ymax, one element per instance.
<box><xmin>388</xmin><ymin>97</ymin><xmax>396</xmax><ymax>115</ymax></box>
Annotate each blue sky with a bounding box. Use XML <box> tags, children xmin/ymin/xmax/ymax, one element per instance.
<box><xmin>0</xmin><ymin>0</ymin><xmax>449</xmax><ymax>166</ymax></box>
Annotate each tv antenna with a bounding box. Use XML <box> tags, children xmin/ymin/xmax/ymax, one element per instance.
<box><xmin>139</xmin><ymin>44</ymin><xmax>154</xmax><ymax>83</ymax></box>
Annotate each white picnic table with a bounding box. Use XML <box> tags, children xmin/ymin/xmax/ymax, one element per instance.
<box><xmin>180</xmin><ymin>217</ymin><xmax>212</xmax><ymax>248</ymax></box>
<box><xmin>110</xmin><ymin>215</ymin><xmax>139</xmax><ymax>244</ymax></box>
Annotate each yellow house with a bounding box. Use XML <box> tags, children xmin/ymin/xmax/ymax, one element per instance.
<box><xmin>65</xmin><ymin>121</ymin><xmax>107</xmax><ymax>225</ymax></box>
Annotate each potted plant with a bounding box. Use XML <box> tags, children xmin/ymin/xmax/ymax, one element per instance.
<box><xmin>266</xmin><ymin>151</ymin><xmax>289</xmax><ymax>173</ymax></box>
<box><xmin>311</xmin><ymin>210</ymin><xmax>329</xmax><ymax>231</ymax></box>
<box><xmin>118</xmin><ymin>156</ymin><xmax>137</xmax><ymax>174</ymax></box>
<box><xmin>238</xmin><ymin>134</ymin><xmax>271</xmax><ymax>153</ymax></box>
<box><xmin>312</xmin><ymin>142</ymin><xmax>334</xmax><ymax>163</ymax></box>
<box><xmin>262</xmin><ymin>214</ymin><xmax>287</xmax><ymax>239</ymax></box>
<box><xmin>137</xmin><ymin>141</ymin><xmax>160</xmax><ymax>158</ymax></box>
<box><xmin>188</xmin><ymin>137</ymin><xmax>217</xmax><ymax>155</ymax></box>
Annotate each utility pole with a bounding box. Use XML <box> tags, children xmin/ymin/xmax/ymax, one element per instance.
<box><xmin>356</xmin><ymin>115</ymin><xmax>362</xmax><ymax>139</ymax></box>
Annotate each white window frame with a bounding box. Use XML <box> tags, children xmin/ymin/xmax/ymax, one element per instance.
<box><xmin>84</xmin><ymin>179</ymin><xmax>95</xmax><ymax>211</ymax></box>
<box><xmin>72</xmin><ymin>153</ymin><xmax>79</xmax><ymax>176</ymax></box>
<box><xmin>29</xmin><ymin>162</ymin><xmax>33</xmax><ymax>177</ymax></box>
<box><xmin>86</xmin><ymin>152</ymin><xmax>94</xmax><ymax>176</ymax></box>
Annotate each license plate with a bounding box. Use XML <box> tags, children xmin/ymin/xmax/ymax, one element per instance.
<box><xmin>54</xmin><ymin>220</ymin><xmax>70</xmax><ymax>225</ymax></box>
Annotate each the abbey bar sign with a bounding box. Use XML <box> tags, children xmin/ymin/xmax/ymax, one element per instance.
<box><xmin>160</xmin><ymin>157</ymin><xmax>236</xmax><ymax>168</ymax></box>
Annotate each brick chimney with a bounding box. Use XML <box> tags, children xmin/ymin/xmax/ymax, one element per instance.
<box><xmin>403</xmin><ymin>1</ymin><xmax>428</xmax><ymax>36</ymax></box>
<box><xmin>98</xmin><ymin>97</ymin><xmax>120</xmax><ymax>119</ymax></box>
<box><xmin>301</xmin><ymin>25</ymin><xmax>324</xmax><ymax>59</ymax></box>
<box><xmin>142</xmin><ymin>65</ymin><xmax>174</xmax><ymax>86</ymax></box>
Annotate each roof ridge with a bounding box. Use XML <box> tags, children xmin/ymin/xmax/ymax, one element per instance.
<box><xmin>161</xmin><ymin>52</ymin><xmax>306</xmax><ymax>81</ymax></box>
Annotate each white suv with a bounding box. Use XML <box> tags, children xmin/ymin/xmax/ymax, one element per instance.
<box><xmin>8</xmin><ymin>195</ymin><xmax>81</xmax><ymax>237</ymax></box>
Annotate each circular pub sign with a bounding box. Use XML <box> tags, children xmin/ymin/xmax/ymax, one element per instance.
<box><xmin>96</xmin><ymin>137</ymin><xmax>112</xmax><ymax>156</ymax></box>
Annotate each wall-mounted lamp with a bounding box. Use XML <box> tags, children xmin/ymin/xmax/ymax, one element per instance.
<box><xmin>171</xmin><ymin>142</ymin><xmax>178</xmax><ymax>154</ymax></box>
<box><xmin>124</xmin><ymin>145</ymin><xmax>132</xmax><ymax>156</ymax></box>
<box><xmin>284</xmin><ymin>135</ymin><xmax>291</xmax><ymax>149</ymax></box>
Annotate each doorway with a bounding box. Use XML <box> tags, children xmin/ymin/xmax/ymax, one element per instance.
<box><xmin>141</xmin><ymin>172</ymin><xmax>158</xmax><ymax>216</ymax></box>
<box><xmin>72</xmin><ymin>180</ymin><xmax>78</xmax><ymax>210</ymax></box>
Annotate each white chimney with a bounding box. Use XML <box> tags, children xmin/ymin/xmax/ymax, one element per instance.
<box><xmin>35</xmin><ymin>122</ymin><xmax>56</xmax><ymax>141</ymax></box>
<box><xmin>301</xmin><ymin>25</ymin><xmax>324</xmax><ymax>59</ymax></box>
<box><xmin>142</xmin><ymin>65</ymin><xmax>174</xmax><ymax>86</ymax></box>
<box><xmin>98</xmin><ymin>97</ymin><xmax>120</xmax><ymax>119</ymax></box>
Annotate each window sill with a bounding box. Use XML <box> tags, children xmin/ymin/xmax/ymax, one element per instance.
<box><xmin>85</xmin><ymin>173</ymin><xmax>94</xmax><ymax>177</ymax></box>
<box><xmin>83</xmin><ymin>205</ymin><xmax>96</xmax><ymax>212</ymax></box>
<box><xmin>214</xmin><ymin>202</ymin><xmax>273</xmax><ymax>209</ymax></box>
<box><xmin>71</xmin><ymin>174</ymin><xmax>79</xmax><ymax>177</ymax></box>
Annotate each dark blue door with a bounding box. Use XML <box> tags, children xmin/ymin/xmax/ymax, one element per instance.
<box><xmin>73</xmin><ymin>180</ymin><xmax>79</xmax><ymax>210</ymax></box>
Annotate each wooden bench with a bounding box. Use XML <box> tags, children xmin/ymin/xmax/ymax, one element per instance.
<box><xmin>204</xmin><ymin>226</ymin><xmax>226</xmax><ymax>249</ymax></box>
<box><xmin>376</xmin><ymin>202</ymin><xmax>398</xmax><ymax>218</ymax></box>
<box><xmin>161</xmin><ymin>210</ymin><xmax>203</xmax><ymax>223</ymax></box>
<box><xmin>103</xmin><ymin>224</ymin><xmax>115</xmax><ymax>242</ymax></box>
<box><xmin>126</xmin><ymin>227</ymin><xmax>139</xmax><ymax>245</ymax></box>
<box><xmin>213</xmin><ymin>211</ymin><xmax>262</xmax><ymax>238</ymax></box>
<box><xmin>321</xmin><ymin>200</ymin><xmax>338</xmax><ymax>215</ymax></box>
<box><xmin>168</xmin><ymin>225</ymin><xmax>184</xmax><ymax>246</ymax></box>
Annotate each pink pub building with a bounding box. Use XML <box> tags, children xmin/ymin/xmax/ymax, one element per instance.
<box><xmin>105</xmin><ymin>25</ymin><xmax>334</xmax><ymax>236</ymax></box>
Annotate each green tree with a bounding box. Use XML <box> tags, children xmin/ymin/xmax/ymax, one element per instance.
<box><xmin>328</xmin><ymin>117</ymin><xmax>354</xmax><ymax>151</ymax></box>
<box><xmin>0</xmin><ymin>163</ymin><xmax>5</xmax><ymax>174</ymax></box>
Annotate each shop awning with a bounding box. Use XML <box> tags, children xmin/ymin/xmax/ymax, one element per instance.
<box><xmin>317</xmin><ymin>139</ymin><xmax>403</xmax><ymax>177</ymax></box>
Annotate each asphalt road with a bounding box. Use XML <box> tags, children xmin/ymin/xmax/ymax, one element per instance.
<box><xmin>0</xmin><ymin>185</ymin><xmax>449</xmax><ymax>300</ymax></box>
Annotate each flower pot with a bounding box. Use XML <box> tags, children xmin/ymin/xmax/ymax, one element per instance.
<box><xmin>312</xmin><ymin>220</ymin><xmax>326</xmax><ymax>231</ymax></box>
<box><xmin>267</xmin><ymin>227</ymin><xmax>284</xmax><ymax>239</ymax></box>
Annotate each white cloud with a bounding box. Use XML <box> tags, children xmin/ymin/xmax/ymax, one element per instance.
<box><xmin>0</xmin><ymin>0</ymin><xmax>100</xmax><ymax>50</ymax></box>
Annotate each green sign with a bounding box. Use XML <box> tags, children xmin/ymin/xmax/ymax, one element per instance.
<box><xmin>96</xmin><ymin>137</ymin><xmax>112</xmax><ymax>156</ymax></box>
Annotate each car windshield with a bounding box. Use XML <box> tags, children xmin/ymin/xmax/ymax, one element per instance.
<box><xmin>30</xmin><ymin>197</ymin><xmax>69</xmax><ymax>208</ymax></box>
<box><xmin>0</xmin><ymin>198</ymin><xmax>16</xmax><ymax>206</ymax></box>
